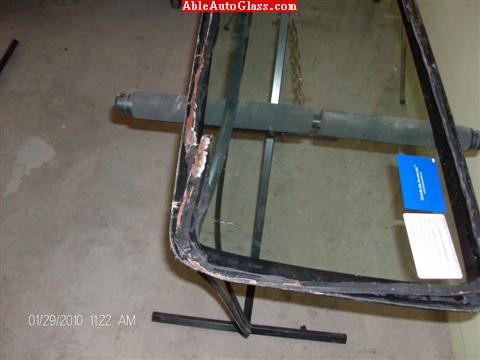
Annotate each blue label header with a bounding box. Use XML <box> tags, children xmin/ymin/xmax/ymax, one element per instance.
<box><xmin>396</xmin><ymin>154</ymin><xmax>447</xmax><ymax>213</ymax></box>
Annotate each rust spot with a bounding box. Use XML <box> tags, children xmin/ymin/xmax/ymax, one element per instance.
<box><xmin>191</xmin><ymin>135</ymin><xmax>211</xmax><ymax>178</ymax></box>
<box><xmin>176</xmin><ymin>187</ymin><xmax>194</xmax><ymax>229</ymax></box>
<box><xmin>184</xmin><ymin>48</ymin><xmax>206</xmax><ymax>156</ymax></box>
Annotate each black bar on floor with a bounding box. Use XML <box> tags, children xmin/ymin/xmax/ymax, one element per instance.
<box><xmin>152</xmin><ymin>312</ymin><xmax>347</xmax><ymax>344</ymax></box>
<box><xmin>0</xmin><ymin>39</ymin><xmax>18</xmax><ymax>74</ymax></box>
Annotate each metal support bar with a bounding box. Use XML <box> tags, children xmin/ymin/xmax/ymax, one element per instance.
<box><xmin>208</xmin><ymin>13</ymin><xmax>251</xmax><ymax>191</ymax></box>
<box><xmin>271</xmin><ymin>13</ymin><xmax>289</xmax><ymax>105</ymax></box>
<box><xmin>199</xmin><ymin>273</ymin><xmax>251</xmax><ymax>337</ymax></box>
<box><xmin>212</xmin><ymin>157</ymin><xmax>245</xmax><ymax>329</ymax></box>
<box><xmin>214</xmin><ymin>166</ymin><xmax>226</xmax><ymax>251</ymax></box>
<box><xmin>244</xmin><ymin>135</ymin><xmax>275</xmax><ymax>321</ymax></box>
<box><xmin>152</xmin><ymin>312</ymin><xmax>347</xmax><ymax>343</ymax></box>
<box><xmin>244</xmin><ymin>13</ymin><xmax>289</xmax><ymax>322</ymax></box>
<box><xmin>251</xmin><ymin>137</ymin><xmax>275</xmax><ymax>259</ymax></box>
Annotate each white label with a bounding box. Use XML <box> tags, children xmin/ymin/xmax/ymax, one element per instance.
<box><xmin>403</xmin><ymin>213</ymin><xmax>462</xmax><ymax>279</ymax></box>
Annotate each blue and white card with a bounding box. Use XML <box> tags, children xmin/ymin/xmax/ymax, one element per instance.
<box><xmin>396</xmin><ymin>154</ymin><xmax>447</xmax><ymax>213</ymax></box>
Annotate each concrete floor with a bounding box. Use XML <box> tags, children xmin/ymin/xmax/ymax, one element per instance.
<box><xmin>1</xmin><ymin>1</ymin><xmax>454</xmax><ymax>359</ymax></box>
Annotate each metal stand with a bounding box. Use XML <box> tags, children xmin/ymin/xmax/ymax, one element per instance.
<box><xmin>152</xmin><ymin>13</ymin><xmax>347</xmax><ymax>344</ymax></box>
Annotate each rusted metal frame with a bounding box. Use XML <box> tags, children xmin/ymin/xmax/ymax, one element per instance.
<box><xmin>170</xmin><ymin>3</ymin><xmax>480</xmax><ymax>311</ymax></box>
<box><xmin>202</xmin><ymin>12</ymin><xmax>255</xmax><ymax>332</ymax></box>
<box><xmin>169</xmin><ymin>12</ymin><xmax>218</xmax><ymax>261</ymax></box>
<box><xmin>166</xmin><ymin>12</ymin><xmax>349</xmax><ymax>342</ymax></box>
<box><xmin>195</xmin><ymin>249</ymin><xmax>480</xmax><ymax>311</ymax></box>
<box><xmin>169</xmin><ymin>12</ymin><xmax>258</xmax><ymax>334</ymax></box>
<box><xmin>397</xmin><ymin>0</ymin><xmax>480</xmax><ymax>281</ymax></box>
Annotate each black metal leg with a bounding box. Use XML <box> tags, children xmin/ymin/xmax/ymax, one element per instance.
<box><xmin>199</xmin><ymin>273</ymin><xmax>251</xmax><ymax>337</ymax></box>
